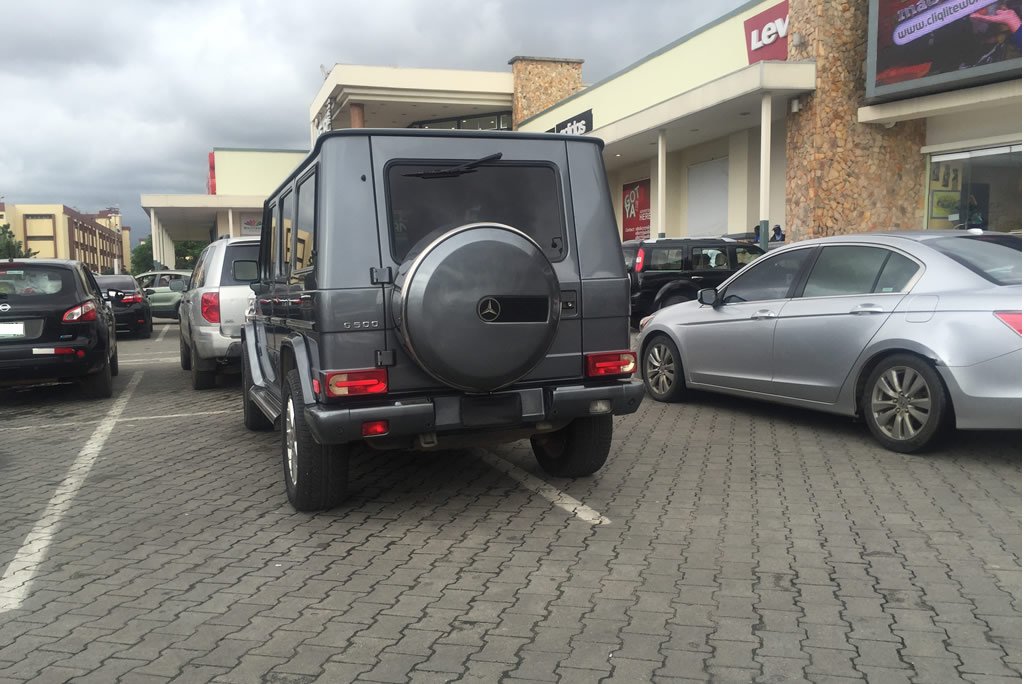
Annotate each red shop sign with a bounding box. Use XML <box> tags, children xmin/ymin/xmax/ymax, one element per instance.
<box><xmin>745</xmin><ymin>0</ymin><xmax>790</xmax><ymax>64</ymax></box>
<box><xmin>622</xmin><ymin>179</ymin><xmax>651</xmax><ymax>241</ymax></box>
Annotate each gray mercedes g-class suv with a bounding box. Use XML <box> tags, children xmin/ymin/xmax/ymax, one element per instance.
<box><xmin>242</xmin><ymin>129</ymin><xmax>644</xmax><ymax>511</ymax></box>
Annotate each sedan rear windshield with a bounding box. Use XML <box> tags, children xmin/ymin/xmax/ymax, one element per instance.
<box><xmin>386</xmin><ymin>161</ymin><xmax>566</xmax><ymax>262</ymax></box>
<box><xmin>96</xmin><ymin>275</ymin><xmax>138</xmax><ymax>291</ymax></box>
<box><xmin>928</xmin><ymin>234</ymin><xmax>1022</xmax><ymax>286</ymax></box>
<box><xmin>0</xmin><ymin>264</ymin><xmax>76</xmax><ymax>302</ymax></box>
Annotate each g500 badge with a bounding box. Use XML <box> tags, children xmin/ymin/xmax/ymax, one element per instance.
<box><xmin>343</xmin><ymin>320</ymin><xmax>381</xmax><ymax>329</ymax></box>
<box><xmin>547</xmin><ymin>109</ymin><xmax>593</xmax><ymax>136</ymax></box>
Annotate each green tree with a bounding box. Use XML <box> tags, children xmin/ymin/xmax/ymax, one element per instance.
<box><xmin>175</xmin><ymin>240</ymin><xmax>207</xmax><ymax>270</ymax></box>
<box><xmin>130</xmin><ymin>239</ymin><xmax>154</xmax><ymax>275</ymax></box>
<box><xmin>0</xmin><ymin>223</ymin><xmax>36</xmax><ymax>259</ymax></box>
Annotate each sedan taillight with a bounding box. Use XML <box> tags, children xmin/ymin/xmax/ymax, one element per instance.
<box><xmin>994</xmin><ymin>311</ymin><xmax>1022</xmax><ymax>336</ymax></box>
<box><xmin>62</xmin><ymin>301</ymin><xmax>97</xmax><ymax>322</ymax></box>
<box><xmin>121</xmin><ymin>293</ymin><xmax>143</xmax><ymax>304</ymax></box>
<box><xmin>200</xmin><ymin>292</ymin><xmax>220</xmax><ymax>323</ymax></box>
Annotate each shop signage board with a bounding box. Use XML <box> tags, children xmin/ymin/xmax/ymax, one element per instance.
<box><xmin>622</xmin><ymin>179</ymin><xmax>651</xmax><ymax>241</ymax></box>
<box><xmin>867</xmin><ymin>0</ymin><xmax>1022</xmax><ymax>102</ymax></box>
<box><xmin>745</xmin><ymin>0</ymin><xmax>790</xmax><ymax>63</ymax></box>
<box><xmin>240</xmin><ymin>215</ymin><xmax>263</xmax><ymax>236</ymax></box>
<box><xmin>546</xmin><ymin>109</ymin><xmax>593</xmax><ymax>136</ymax></box>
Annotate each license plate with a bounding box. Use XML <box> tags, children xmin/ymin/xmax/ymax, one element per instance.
<box><xmin>462</xmin><ymin>394</ymin><xmax>521</xmax><ymax>428</ymax></box>
<box><xmin>0</xmin><ymin>322</ymin><xmax>25</xmax><ymax>338</ymax></box>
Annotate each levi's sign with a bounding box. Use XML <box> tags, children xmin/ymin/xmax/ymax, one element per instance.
<box><xmin>547</xmin><ymin>109</ymin><xmax>593</xmax><ymax>136</ymax></box>
<box><xmin>744</xmin><ymin>0</ymin><xmax>790</xmax><ymax>64</ymax></box>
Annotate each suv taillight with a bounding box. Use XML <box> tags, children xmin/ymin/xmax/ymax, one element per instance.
<box><xmin>585</xmin><ymin>351</ymin><xmax>637</xmax><ymax>377</ymax></box>
<box><xmin>200</xmin><ymin>292</ymin><xmax>220</xmax><ymax>323</ymax></box>
<box><xmin>62</xmin><ymin>301</ymin><xmax>97</xmax><ymax>322</ymax></box>
<box><xmin>324</xmin><ymin>369</ymin><xmax>389</xmax><ymax>397</ymax></box>
<box><xmin>634</xmin><ymin>247</ymin><xmax>645</xmax><ymax>273</ymax></box>
<box><xmin>995</xmin><ymin>311</ymin><xmax>1022</xmax><ymax>336</ymax></box>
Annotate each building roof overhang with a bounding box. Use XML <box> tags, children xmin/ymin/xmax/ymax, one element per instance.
<box><xmin>857</xmin><ymin>79</ymin><xmax>1022</xmax><ymax>125</ymax></box>
<box><xmin>599</xmin><ymin>60</ymin><xmax>816</xmax><ymax>171</ymax></box>
<box><xmin>140</xmin><ymin>194</ymin><xmax>265</xmax><ymax>242</ymax></box>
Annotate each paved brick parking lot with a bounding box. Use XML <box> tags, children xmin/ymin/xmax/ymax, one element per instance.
<box><xmin>0</xmin><ymin>322</ymin><xmax>1019</xmax><ymax>683</ymax></box>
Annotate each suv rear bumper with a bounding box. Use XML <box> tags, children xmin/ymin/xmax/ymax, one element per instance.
<box><xmin>303</xmin><ymin>379</ymin><xmax>645</xmax><ymax>446</ymax></box>
<box><xmin>0</xmin><ymin>342</ymin><xmax>106</xmax><ymax>385</ymax></box>
<box><xmin>192</xmin><ymin>326</ymin><xmax>242</xmax><ymax>364</ymax></box>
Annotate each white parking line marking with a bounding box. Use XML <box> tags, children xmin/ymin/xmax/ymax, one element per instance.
<box><xmin>477</xmin><ymin>451</ymin><xmax>611</xmax><ymax>526</ymax></box>
<box><xmin>156</xmin><ymin>325</ymin><xmax>171</xmax><ymax>342</ymax></box>
<box><xmin>0</xmin><ymin>372</ymin><xmax>144</xmax><ymax>612</ymax></box>
<box><xmin>120</xmin><ymin>358</ymin><xmax>179</xmax><ymax>365</ymax></box>
<box><xmin>3</xmin><ymin>410</ymin><xmax>237</xmax><ymax>432</ymax></box>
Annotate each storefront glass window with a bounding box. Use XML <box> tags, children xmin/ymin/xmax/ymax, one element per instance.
<box><xmin>927</xmin><ymin>146</ymin><xmax>1022</xmax><ymax>232</ymax></box>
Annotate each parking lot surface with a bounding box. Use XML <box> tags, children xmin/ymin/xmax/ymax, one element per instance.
<box><xmin>0</xmin><ymin>322</ymin><xmax>1020</xmax><ymax>683</ymax></box>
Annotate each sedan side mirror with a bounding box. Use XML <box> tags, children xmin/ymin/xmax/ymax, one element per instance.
<box><xmin>697</xmin><ymin>288</ymin><xmax>719</xmax><ymax>306</ymax></box>
<box><xmin>144</xmin><ymin>288</ymin><xmax>155</xmax><ymax>296</ymax></box>
<box><xmin>169</xmin><ymin>280</ymin><xmax>185</xmax><ymax>292</ymax></box>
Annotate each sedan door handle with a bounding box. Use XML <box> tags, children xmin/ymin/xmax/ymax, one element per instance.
<box><xmin>750</xmin><ymin>309</ymin><xmax>777</xmax><ymax>320</ymax></box>
<box><xmin>690</xmin><ymin>275</ymin><xmax>704</xmax><ymax>281</ymax></box>
<box><xmin>850</xmin><ymin>304</ymin><xmax>885</xmax><ymax>315</ymax></box>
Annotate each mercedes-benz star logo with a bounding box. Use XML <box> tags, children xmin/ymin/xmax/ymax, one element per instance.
<box><xmin>0</xmin><ymin>303</ymin><xmax>10</xmax><ymax>312</ymax></box>
<box><xmin>477</xmin><ymin>297</ymin><xmax>501</xmax><ymax>323</ymax></box>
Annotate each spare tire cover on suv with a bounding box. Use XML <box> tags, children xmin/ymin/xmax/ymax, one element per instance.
<box><xmin>393</xmin><ymin>223</ymin><xmax>561</xmax><ymax>393</ymax></box>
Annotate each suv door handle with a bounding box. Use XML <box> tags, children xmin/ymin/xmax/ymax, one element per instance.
<box><xmin>690</xmin><ymin>275</ymin><xmax>704</xmax><ymax>281</ymax></box>
<box><xmin>750</xmin><ymin>309</ymin><xmax>777</xmax><ymax>320</ymax></box>
<box><xmin>850</xmin><ymin>304</ymin><xmax>885</xmax><ymax>314</ymax></box>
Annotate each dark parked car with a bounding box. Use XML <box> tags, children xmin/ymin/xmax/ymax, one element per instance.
<box><xmin>0</xmin><ymin>260</ymin><xmax>118</xmax><ymax>398</ymax></box>
<box><xmin>242</xmin><ymin>129</ymin><xmax>644</xmax><ymax>511</ymax></box>
<box><xmin>95</xmin><ymin>274</ymin><xmax>153</xmax><ymax>338</ymax></box>
<box><xmin>623</xmin><ymin>237</ymin><xmax>764</xmax><ymax>327</ymax></box>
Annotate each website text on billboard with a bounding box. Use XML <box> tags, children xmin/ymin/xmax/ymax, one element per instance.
<box><xmin>895</xmin><ymin>0</ymin><xmax>1001</xmax><ymax>44</ymax></box>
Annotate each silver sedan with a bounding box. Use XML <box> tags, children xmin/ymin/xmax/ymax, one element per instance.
<box><xmin>637</xmin><ymin>231</ymin><xmax>1022</xmax><ymax>453</ymax></box>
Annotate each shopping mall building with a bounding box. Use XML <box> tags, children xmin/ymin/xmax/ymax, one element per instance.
<box><xmin>145</xmin><ymin>0</ymin><xmax>1021</xmax><ymax>250</ymax></box>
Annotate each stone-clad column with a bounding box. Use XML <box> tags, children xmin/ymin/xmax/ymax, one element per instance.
<box><xmin>509</xmin><ymin>57</ymin><xmax>584</xmax><ymax>128</ymax></box>
<box><xmin>785</xmin><ymin>0</ymin><xmax>927</xmax><ymax>240</ymax></box>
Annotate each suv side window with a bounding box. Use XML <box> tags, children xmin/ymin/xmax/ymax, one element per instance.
<box><xmin>192</xmin><ymin>249</ymin><xmax>212</xmax><ymax>288</ymax></box>
<box><xmin>734</xmin><ymin>245</ymin><xmax>762</xmax><ymax>267</ymax></box>
<box><xmin>138</xmin><ymin>274</ymin><xmax>155</xmax><ymax>289</ymax></box>
<box><xmin>263</xmin><ymin>203</ymin><xmax>279</xmax><ymax>281</ymax></box>
<box><xmin>83</xmin><ymin>269</ymin><xmax>103</xmax><ymax>298</ymax></box>
<box><xmin>295</xmin><ymin>172</ymin><xmax>316</xmax><ymax>271</ymax></box>
<box><xmin>282</xmin><ymin>190</ymin><xmax>295</xmax><ymax>279</ymax></box>
<box><xmin>692</xmin><ymin>247</ymin><xmax>728</xmax><ymax>270</ymax></box>
<box><xmin>648</xmin><ymin>246</ymin><xmax>683</xmax><ymax>271</ymax></box>
<box><xmin>722</xmin><ymin>249</ymin><xmax>812</xmax><ymax>303</ymax></box>
<box><xmin>801</xmin><ymin>246</ymin><xmax>891</xmax><ymax>298</ymax></box>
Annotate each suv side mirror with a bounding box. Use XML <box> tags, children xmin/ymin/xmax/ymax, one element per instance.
<box><xmin>169</xmin><ymin>279</ymin><xmax>185</xmax><ymax>292</ymax></box>
<box><xmin>697</xmin><ymin>288</ymin><xmax>719</xmax><ymax>306</ymax></box>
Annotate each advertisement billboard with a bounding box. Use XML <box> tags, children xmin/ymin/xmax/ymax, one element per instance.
<box><xmin>622</xmin><ymin>180</ymin><xmax>651</xmax><ymax>241</ymax></box>
<box><xmin>744</xmin><ymin>0</ymin><xmax>790</xmax><ymax>64</ymax></box>
<box><xmin>867</xmin><ymin>0</ymin><xmax>1022</xmax><ymax>103</ymax></box>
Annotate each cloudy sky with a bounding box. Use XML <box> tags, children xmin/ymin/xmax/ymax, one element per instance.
<box><xmin>0</xmin><ymin>0</ymin><xmax>746</xmax><ymax>244</ymax></box>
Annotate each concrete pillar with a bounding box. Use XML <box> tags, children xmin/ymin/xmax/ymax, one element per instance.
<box><xmin>149</xmin><ymin>209</ymin><xmax>162</xmax><ymax>268</ymax></box>
<box><xmin>228</xmin><ymin>208</ymin><xmax>234</xmax><ymax>237</ymax></box>
<box><xmin>657</xmin><ymin>129</ymin><xmax>668</xmax><ymax>238</ymax></box>
<box><xmin>350</xmin><ymin>103</ymin><xmax>365</xmax><ymax>129</ymax></box>
<box><xmin>759</xmin><ymin>93</ymin><xmax>772</xmax><ymax>251</ymax></box>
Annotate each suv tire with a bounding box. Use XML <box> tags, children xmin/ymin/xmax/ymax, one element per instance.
<box><xmin>180</xmin><ymin>334</ymin><xmax>192</xmax><ymax>370</ymax></box>
<box><xmin>242</xmin><ymin>343</ymin><xmax>273</xmax><ymax>431</ymax></box>
<box><xmin>862</xmin><ymin>354</ymin><xmax>949</xmax><ymax>454</ymax></box>
<box><xmin>531</xmin><ymin>415</ymin><xmax>612</xmax><ymax>478</ymax></box>
<box><xmin>190</xmin><ymin>343</ymin><xmax>216</xmax><ymax>390</ymax></box>
<box><xmin>82</xmin><ymin>355</ymin><xmax>113</xmax><ymax>399</ymax></box>
<box><xmin>642</xmin><ymin>334</ymin><xmax>687</xmax><ymax>402</ymax></box>
<box><xmin>282</xmin><ymin>369</ymin><xmax>349</xmax><ymax>511</ymax></box>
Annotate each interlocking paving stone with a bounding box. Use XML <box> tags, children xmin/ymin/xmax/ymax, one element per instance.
<box><xmin>0</xmin><ymin>329</ymin><xmax>1018</xmax><ymax>682</ymax></box>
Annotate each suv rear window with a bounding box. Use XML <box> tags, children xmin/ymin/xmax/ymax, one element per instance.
<box><xmin>0</xmin><ymin>264</ymin><xmax>76</xmax><ymax>302</ymax></box>
<box><xmin>386</xmin><ymin>162</ymin><xmax>566</xmax><ymax>262</ymax></box>
<box><xmin>928</xmin><ymin>234</ymin><xmax>1022</xmax><ymax>286</ymax></box>
<box><xmin>221</xmin><ymin>243</ymin><xmax>261</xmax><ymax>286</ymax></box>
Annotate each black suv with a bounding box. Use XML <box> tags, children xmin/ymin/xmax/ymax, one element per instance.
<box><xmin>241</xmin><ymin>129</ymin><xmax>645</xmax><ymax>511</ymax></box>
<box><xmin>0</xmin><ymin>259</ymin><xmax>118</xmax><ymax>398</ymax></box>
<box><xmin>623</xmin><ymin>237</ymin><xmax>764</xmax><ymax>327</ymax></box>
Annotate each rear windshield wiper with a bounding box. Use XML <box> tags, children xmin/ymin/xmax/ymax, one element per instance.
<box><xmin>403</xmin><ymin>152</ymin><xmax>503</xmax><ymax>179</ymax></box>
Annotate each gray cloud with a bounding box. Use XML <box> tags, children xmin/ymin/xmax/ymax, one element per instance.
<box><xmin>0</xmin><ymin>0</ymin><xmax>747</xmax><ymax>243</ymax></box>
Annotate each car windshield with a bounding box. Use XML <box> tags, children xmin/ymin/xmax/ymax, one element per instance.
<box><xmin>0</xmin><ymin>264</ymin><xmax>75</xmax><ymax>302</ymax></box>
<box><xmin>96</xmin><ymin>275</ymin><xmax>137</xmax><ymax>291</ymax></box>
<box><xmin>928</xmin><ymin>234</ymin><xmax>1022</xmax><ymax>286</ymax></box>
<box><xmin>386</xmin><ymin>162</ymin><xmax>566</xmax><ymax>262</ymax></box>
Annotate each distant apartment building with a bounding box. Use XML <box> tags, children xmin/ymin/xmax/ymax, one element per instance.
<box><xmin>0</xmin><ymin>203</ymin><xmax>130</xmax><ymax>273</ymax></box>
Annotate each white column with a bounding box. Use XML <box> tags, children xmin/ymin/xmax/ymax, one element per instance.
<box><xmin>228</xmin><ymin>208</ymin><xmax>234</xmax><ymax>237</ymax></box>
<box><xmin>657</xmin><ymin>129</ymin><xmax>667</xmax><ymax>238</ymax></box>
<box><xmin>149</xmin><ymin>209</ymin><xmax>161</xmax><ymax>267</ymax></box>
<box><xmin>759</xmin><ymin>92</ymin><xmax>772</xmax><ymax>250</ymax></box>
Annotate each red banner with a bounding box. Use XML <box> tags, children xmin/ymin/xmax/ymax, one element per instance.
<box><xmin>622</xmin><ymin>179</ymin><xmax>651</xmax><ymax>241</ymax></box>
<box><xmin>744</xmin><ymin>0</ymin><xmax>790</xmax><ymax>64</ymax></box>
